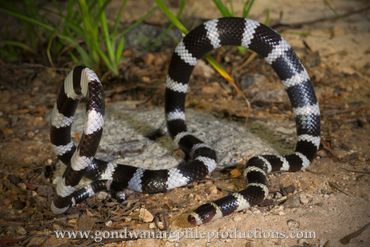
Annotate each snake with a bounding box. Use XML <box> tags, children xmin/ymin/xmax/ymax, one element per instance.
<box><xmin>50</xmin><ymin>17</ymin><xmax>320</xmax><ymax>225</ymax></box>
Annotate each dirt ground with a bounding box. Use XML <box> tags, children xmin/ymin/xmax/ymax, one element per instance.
<box><xmin>0</xmin><ymin>0</ymin><xmax>369</xmax><ymax>246</ymax></box>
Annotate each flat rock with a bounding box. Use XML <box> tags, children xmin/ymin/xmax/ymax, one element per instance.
<box><xmin>54</xmin><ymin>102</ymin><xmax>280</xmax><ymax>177</ymax></box>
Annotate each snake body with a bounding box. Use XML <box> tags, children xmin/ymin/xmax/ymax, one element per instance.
<box><xmin>50</xmin><ymin>17</ymin><xmax>320</xmax><ymax>225</ymax></box>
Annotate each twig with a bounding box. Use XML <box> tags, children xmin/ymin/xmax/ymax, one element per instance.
<box><xmin>328</xmin><ymin>181</ymin><xmax>349</xmax><ymax>196</ymax></box>
<box><xmin>271</xmin><ymin>6</ymin><xmax>370</xmax><ymax>30</ymax></box>
<box><xmin>340</xmin><ymin>222</ymin><xmax>370</xmax><ymax>244</ymax></box>
<box><xmin>340</xmin><ymin>167</ymin><xmax>370</xmax><ymax>175</ymax></box>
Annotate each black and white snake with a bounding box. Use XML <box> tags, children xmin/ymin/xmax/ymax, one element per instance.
<box><xmin>50</xmin><ymin>17</ymin><xmax>320</xmax><ymax>225</ymax></box>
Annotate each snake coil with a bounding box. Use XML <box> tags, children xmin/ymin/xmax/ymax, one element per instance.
<box><xmin>50</xmin><ymin>17</ymin><xmax>320</xmax><ymax>225</ymax></box>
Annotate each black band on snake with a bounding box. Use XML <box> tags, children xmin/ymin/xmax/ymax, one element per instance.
<box><xmin>50</xmin><ymin>17</ymin><xmax>320</xmax><ymax>225</ymax></box>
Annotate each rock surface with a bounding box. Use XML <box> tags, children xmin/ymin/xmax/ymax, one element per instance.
<box><xmin>62</xmin><ymin>101</ymin><xmax>278</xmax><ymax>174</ymax></box>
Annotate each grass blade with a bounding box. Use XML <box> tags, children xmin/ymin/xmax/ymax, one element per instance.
<box><xmin>0</xmin><ymin>40</ymin><xmax>36</xmax><ymax>54</ymax></box>
<box><xmin>212</xmin><ymin>0</ymin><xmax>233</xmax><ymax>17</ymax></box>
<box><xmin>123</xmin><ymin>4</ymin><xmax>157</xmax><ymax>34</ymax></box>
<box><xmin>0</xmin><ymin>7</ymin><xmax>54</xmax><ymax>31</ymax></box>
<box><xmin>242</xmin><ymin>0</ymin><xmax>255</xmax><ymax>17</ymax></box>
<box><xmin>155</xmin><ymin>0</ymin><xmax>235</xmax><ymax>87</ymax></box>
<box><xmin>112</xmin><ymin>0</ymin><xmax>128</xmax><ymax>35</ymax></box>
<box><xmin>98</xmin><ymin>0</ymin><xmax>115</xmax><ymax>67</ymax></box>
<box><xmin>154</xmin><ymin>0</ymin><xmax>188</xmax><ymax>34</ymax></box>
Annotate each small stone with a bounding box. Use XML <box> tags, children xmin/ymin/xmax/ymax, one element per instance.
<box><xmin>96</xmin><ymin>191</ymin><xmax>108</xmax><ymax>200</ymax></box>
<box><xmin>274</xmin><ymin>192</ymin><xmax>283</xmax><ymax>199</ymax></box>
<box><xmin>68</xmin><ymin>218</ymin><xmax>77</xmax><ymax>225</ymax></box>
<box><xmin>205</xmin><ymin>180</ymin><xmax>213</xmax><ymax>186</ymax></box>
<box><xmin>251</xmin><ymin>208</ymin><xmax>261</xmax><ymax>214</ymax></box>
<box><xmin>139</xmin><ymin>208</ymin><xmax>154</xmax><ymax>223</ymax></box>
<box><xmin>299</xmin><ymin>194</ymin><xmax>310</xmax><ymax>204</ymax></box>
<box><xmin>86</xmin><ymin>209</ymin><xmax>94</xmax><ymax>217</ymax></box>
<box><xmin>77</xmin><ymin>214</ymin><xmax>95</xmax><ymax>230</ymax></box>
<box><xmin>143</xmin><ymin>53</ymin><xmax>156</xmax><ymax>66</ymax></box>
<box><xmin>240</xmin><ymin>73</ymin><xmax>266</xmax><ymax>90</ymax></box>
<box><xmin>13</xmin><ymin>200</ymin><xmax>26</xmax><ymax>210</ymax></box>
<box><xmin>16</xmin><ymin>226</ymin><xmax>27</xmax><ymax>235</ymax></box>
<box><xmin>202</xmin><ymin>82</ymin><xmax>223</xmax><ymax>95</ymax></box>
<box><xmin>36</xmin><ymin>185</ymin><xmax>53</xmax><ymax>197</ymax></box>
<box><xmin>207</xmin><ymin>185</ymin><xmax>218</xmax><ymax>195</ymax></box>
<box><xmin>287</xmin><ymin>219</ymin><xmax>300</xmax><ymax>230</ymax></box>
<box><xmin>193</xmin><ymin>60</ymin><xmax>214</xmax><ymax>78</ymax></box>
<box><xmin>233</xmin><ymin>214</ymin><xmax>242</xmax><ymax>222</ymax></box>
<box><xmin>230</xmin><ymin>168</ymin><xmax>241</xmax><ymax>178</ymax></box>
<box><xmin>18</xmin><ymin>183</ymin><xmax>27</xmax><ymax>190</ymax></box>
<box><xmin>284</xmin><ymin>195</ymin><xmax>300</xmax><ymax>208</ymax></box>
<box><xmin>275</xmin><ymin>127</ymin><xmax>295</xmax><ymax>135</ymax></box>
<box><xmin>52</xmin><ymin>223</ymin><xmax>62</xmax><ymax>230</ymax></box>
<box><xmin>105</xmin><ymin>220</ymin><xmax>112</xmax><ymax>227</ymax></box>
<box><xmin>156</xmin><ymin>221</ymin><xmax>164</xmax><ymax>229</ymax></box>
<box><xmin>194</xmin><ymin>194</ymin><xmax>202</xmax><ymax>201</ymax></box>
<box><xmin>32</xmin><ymin>191</ymin><xmax>37</xmax><ymax>197</ymax></box>
<box><xmin>8</xmin><ymin>174</ymin><xmax>22</xmax><ymax>185</ymax></box>
<box><xmin>317</xmin><ymin>150</ymin><xmax>327</xmax><ymax>157</ymax></box>
<box><xmin>281</xmin><ymin>185</ymin><xmax>296</xmax><ymax>195</ymax></box>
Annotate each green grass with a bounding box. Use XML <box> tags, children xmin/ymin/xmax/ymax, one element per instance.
<box><xmin>154</xmin><ymin>0</ymin><xmax>236</xmax><ymax>84</ymax></box>
<box><xmin>0</xmin><ymin>0</ymin><xmax>264</xmax><ymax>83</ymax></box>
<box><xmin>0</xmin><ymin>0</ymin><xmax>156</xmax><ymax>76</ymax></box>
<box><xmin>213</xmin><ymin>0</ymin><xmax>256</xmax><ymax>18</ymax></box>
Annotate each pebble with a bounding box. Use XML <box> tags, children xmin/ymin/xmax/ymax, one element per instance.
<box><xmin>96</xmin><ymin>191</ymin><xmax>108</xmax><ymax>200</ymax></box>
<box><xmin>205</xmin><ymin>180</ymin><xmax>213</xmax><ymax>186</ymax></box>
<box><xmin>27</xmin><ymin>131</ymin><xmax>35</xmax><ymax>138</ymax></box>
<box><xmin>68</xmin><ymin>218</ymin><xmax>77</xmax><ymax>225</ymax></box>
<box><xmin>287</xmin><ymin>219</ymin><xmax>300</xmax><ymax>230</ymax></box>
<box><xmin>194</xmin><ymin>194</ymin><xmax>202</xmax><ymax>201</ymax></box>
<box><xmin>317</xmin><ymin>150</ymin><xmax>327</xmax><ymax>157</ymax></box>
<box><xmin>193</xmin><ymin>60</ymin><xmax>214</xmax><ymax>78</ymax></box>
<box><xmin>156</xmin><ymin>221</ymin><xmax>164</xmax><ymax>229</ymax></box>
<box><xmin>284</xmin><ymin>195</ymin><xmax>301</xmax><ymax>208</ymax></box>
<box><xmin>275</xmin><ymin>127</ymin><xmax>295</xmax><ymax>135</ymax></box>
<box><xmin>240</xmin><ymin>73</ymin><xmax>266</xmax><ymax>90</ymax></box>
<box><xmin>16</xmin><ymin>226</ymin><xmax>27</xmax><ymax>235</ymax></box>
<box><xmin>233</xmin><ymin>214</ymin><xmax>242</xmax><ymax>222</ymax></box>
<box><xmin>202</xmin><ymin>82</ymin><xmax>223</xmax><ymax>95</ymax></box>
<box><xmin>251</xmin><ymin>208</ymin><xmax>261</xmax><ymax>214</ymax></box>
<box><xmin>230</xmin><ymin>168</ymin><xmax>241</xmax><ymax>178</ymax></box>
<box><xmin>8</xmin><ymin>174</ymin><xmax>22</xmax><ymax>185</ymax></box>
<box><xmin>281</xmin><ymin>185</ymin><xmax>296</xmax><ymax>195</ymax></box>
<box><xmin>52</xmin><ymin>223</ymin><xmax>62</xmax><ymax>230</ymax></box>
<box><xmin>139</xmin><ymin>208</ymin><xmax>154</xmax><ymax>223</ymax></box>
<box><xmin>299</xmin><ymin>194</ymin><xmax>310</xmax><ymax>204</ymax></box>
<box><xmin>207</xmin><ymin>185</ymin><xmax>218</xmax><ymax>195</ymax></box>
<box><xmin>13</xmin><ymin>200</ymin><xmax>26</xmax><ymax>210</ymax></box>
<box><xmin>274</xmin><ymin>192</ymin><xmax>283</xmax><ymax>199</ymax></box>
<box><xmin>105</xmin><ymin>220</ymin><xmax>113</xmax><ymax>227</ymax></box>
<box><xmin>18</xmin><ymin>183</ymin><xmax>27</xmax><ymax>190</ymax></box>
